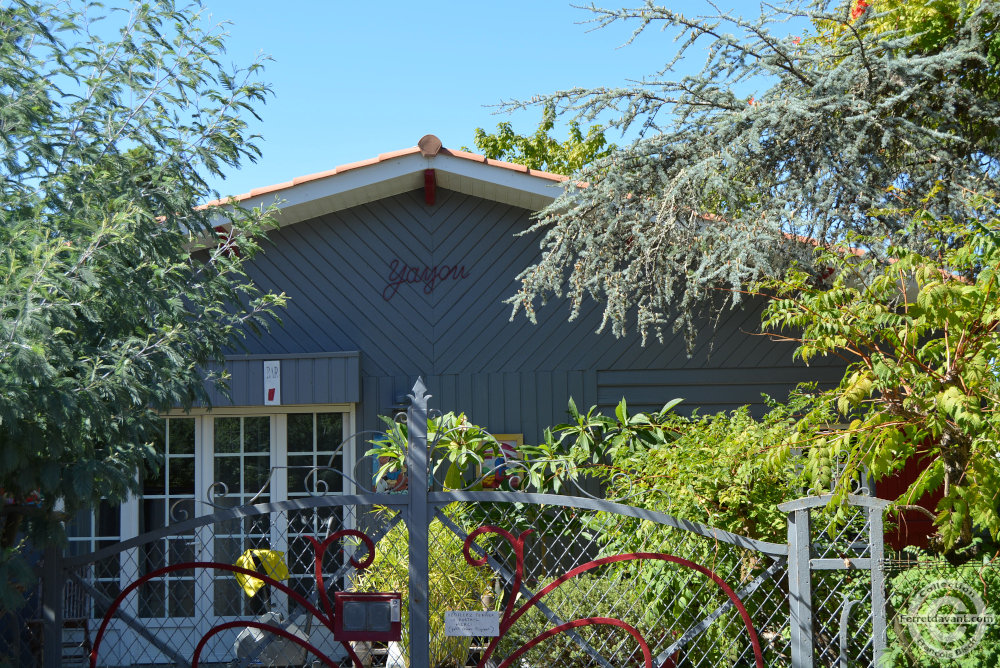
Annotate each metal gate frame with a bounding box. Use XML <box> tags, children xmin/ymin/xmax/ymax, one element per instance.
<box><xmin>36</xmin><ymin>379</ymin><xmax>889</xmax><ymax>667</ymax></box>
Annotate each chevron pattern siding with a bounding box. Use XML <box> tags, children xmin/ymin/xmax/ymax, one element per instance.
<box><xmin>225</xmin><ymin>188</ymin><xmax>842</xmax><ymax>444</ymax></box>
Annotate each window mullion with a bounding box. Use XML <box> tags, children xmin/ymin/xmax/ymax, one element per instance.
<box><xmin>271</xmin><ymin>413</ymin><xmax>289</xmax><ymax>617</ymax></box>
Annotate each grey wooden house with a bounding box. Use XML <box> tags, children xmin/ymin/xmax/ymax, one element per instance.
<box><xmin>204</xmin><ymin>133</ymin><xmax>842</xmax><ymax>436</ymax></box>
<box><xmin>65</xmin><ymin>136</ymin><xmax>844</xmax><ymax>649</ymax></box>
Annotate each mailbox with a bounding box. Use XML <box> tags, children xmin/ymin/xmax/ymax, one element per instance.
<box><xmin>333</xmin><ymin>592</ymin><xmax>402</xmax><ymax>641</ymax></box>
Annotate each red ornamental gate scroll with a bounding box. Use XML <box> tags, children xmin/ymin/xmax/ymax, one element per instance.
<box><xmin>459</xmin><ymin>525</ymin><xmax>765</xmax><ymax>668</ymax></box>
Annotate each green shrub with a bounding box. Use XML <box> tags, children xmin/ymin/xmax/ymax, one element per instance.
<box><xmin>494</xmin><ymin>573</ymin><xmax>673</xmax><ymax>667</ymax></box>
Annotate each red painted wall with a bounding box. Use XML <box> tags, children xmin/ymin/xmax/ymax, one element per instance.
<box><xmin>876</xmin><ymin>448</ymin><xmax>941</xmax><ymax>551</ymax></box>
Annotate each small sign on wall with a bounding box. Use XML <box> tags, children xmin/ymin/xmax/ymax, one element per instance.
<box><xmin>479</xmin><ymin>434</ymin><xmax>523</xmax><ymax>489</ymax></box>
<box><xmin>445</xmin><ymin>610</ymin><xmax>500</xmax><ymax>637</ymax></box>
<box><xmin>263</xmin><ymin>360</ymin><xmax>280</xmax><ymax>405</ymax></box>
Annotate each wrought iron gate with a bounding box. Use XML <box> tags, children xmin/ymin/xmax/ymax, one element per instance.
<box><xmin>32</xmin><ymin>380</ymin><xmax>888</xmax><ymax>667</ymax></box>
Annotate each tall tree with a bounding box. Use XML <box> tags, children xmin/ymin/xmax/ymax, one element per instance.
<box><xmin>468</xmin><ymin>103</ymin><xmax>614</xmax><ymax>175</ymax></box>
<box><xmin>759</xmin><ymin>215</ymin><xmax>1000</xmax><ymax>555</ymax></box>
<box><xmin>505</xmin><ymin>0</ymin><xmax>1000</xmax><ymax>342</ymax></box>
<box><xmin>0</xmin><ymin>0</ymin><xmax>284</xmax><ymax>603</ymax></box>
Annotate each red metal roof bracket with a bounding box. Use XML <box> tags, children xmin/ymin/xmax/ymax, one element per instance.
<box><xmin>424</xmin><ymin>168</ymin><xmax>436</xmax><ymax>206</ymax></box>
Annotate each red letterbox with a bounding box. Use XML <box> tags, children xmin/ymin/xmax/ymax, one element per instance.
<box><xmin>333</xmin><ymin>592</ymin><xmax>402</xmax><ymax>642</ymax></box>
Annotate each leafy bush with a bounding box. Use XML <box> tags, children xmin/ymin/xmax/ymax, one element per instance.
<box><xmin>515</xmin><ymin>396</ymin><xmax>804</xmax><ymax>542</ymax></box>
<box><xmin>368</xmin><ymin>412</ymin><xmax>495</xmax><ymax>491</ymax></box>
<box><xmin>496</xmin><ymin>573</ymin><xmax>673</xmax><ymax>667</ymax></box>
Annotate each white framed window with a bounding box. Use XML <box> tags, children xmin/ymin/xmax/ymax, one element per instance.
<box><xmin>65</xmin><ymin>499</ymin><xmax>123</xmax><ymax>614</ymax></box>
<box><xmin>137</xmin><ymin>417</ymin><xmax>197</xmax><ymax>618</ymax></box>
<box><xmin>64</xmin><ymin>404</ymin><xmax>356</xmax><ymax>624</ymax></box>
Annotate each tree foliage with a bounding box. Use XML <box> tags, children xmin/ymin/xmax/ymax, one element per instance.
<box><xmin>824</xmin><ymin>0</ymin><xmax>998</xmax><ymax>58</ymax></box>
<box><xmin>506</xmin><ymin>0</ymin><xmax>1000</xmax><ymax>342</ymax></box>
<box><xmin>467</xmin><ymin>103</ymin><xmax>614</xmax><ymax>175</ymax></box>
<box><xmin>0</xmin><ymin>0</ymin><xmax>284</xmax><ymax>571</ymax></box>
<box><xmin>595</xmin><ymin>402</ymin><xmax>802</xmax><ymax>541</ymax></box>
<box><xmin>760</xmin><ymin>216</ymin><xmax>1000</xmax><ymax>555</ymax></box>
<box><xmin>502</xmin><ymin>396</ymin><xmax>799</xmax><ymax>542</ymax></box>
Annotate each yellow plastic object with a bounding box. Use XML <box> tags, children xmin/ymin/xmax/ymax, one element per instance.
<box><xmin>233</xmin><ymin>549</ymin><xmax>290</xmax><ymax>598</ymax></box>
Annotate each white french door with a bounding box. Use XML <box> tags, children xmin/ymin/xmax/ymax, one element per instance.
<box><xmin>197</xmin><ymin>410</ymin><xmax>354</xmax><ymax>663</ymax></box>
<box><xmin>200</xmin><ymin>410</ymin><xmax>354</xmax><ymax>618</ymax></box>
<box><xmin>76</xmin><ymin>406</ymin><xmax>355</xmax><ymax>664</ymax></box>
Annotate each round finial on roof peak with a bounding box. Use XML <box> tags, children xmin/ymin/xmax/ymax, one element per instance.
<box><xmin>418</xmin><ymin>134</ymin><xmax>442</xmax><ymax>157</ymax></box>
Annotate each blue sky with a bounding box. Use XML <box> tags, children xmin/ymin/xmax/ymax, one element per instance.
<box><xmin>199</xmin><ymin>1</ymin><xmax>780</xmax><ymax>199</ymax></box>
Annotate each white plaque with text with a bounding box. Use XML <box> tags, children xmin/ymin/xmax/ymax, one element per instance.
<box><xmin>263</xmin><ymin>360</ymin><xmax>281</xmax><ymax>406</ymax></box>
<box><xmin>444</xmin><ymin>610</ymin><xmax>500</xmax><ymax>637</ymax></box>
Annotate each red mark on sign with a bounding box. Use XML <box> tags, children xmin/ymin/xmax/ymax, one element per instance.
<box><xmin>267</xmin><ymin>388</ymin><xmax>276</xmax><ymax>402</ymax></box>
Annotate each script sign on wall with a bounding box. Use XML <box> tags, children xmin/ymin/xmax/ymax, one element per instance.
<box><xmin>382</xmin><ymin>259</ymin><xmax>471</xmax><ymax>300</ymax></box>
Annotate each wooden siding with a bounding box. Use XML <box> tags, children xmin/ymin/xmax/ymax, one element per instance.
<box><xmin>597</xmin><ymin>365</ymin><xmax>845</xmax><ymax>416</ymax></box>
<box><xmin>358</xmin><ymin>370</ymin><xmax>598</xmax><ymax>452</ymax></box>
<box><xmin>203</xmin><ymin>352</ymin><xmax>360</xmax><ymax>407</ymax></box>
<box><xmin>223</xmin><ymin>187</ymin><xmax>844</xmax><ymax>448</ymax></box>
<box><xmin>235</xmin><ymin>187</ymin><xmax>632</xmax><ymax>378</ymax></box>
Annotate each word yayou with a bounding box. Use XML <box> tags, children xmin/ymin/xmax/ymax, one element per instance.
<box><xmin>382</xmin><ymin>259</ymin><xmax>471</xmax><ymax>301</ymax></box>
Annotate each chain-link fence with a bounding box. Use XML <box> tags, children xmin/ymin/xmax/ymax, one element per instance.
<box><xmin>807</xmin><ymin>503</ymin><xmax>881</xmax><ymax>667</ymax></box>
<box><xmin>16</xmin><ymin>497</ymin><xmax>951</xmax><ymax>667</ymax></box>
<box><xmin>426</xmin><ymin>498</ymin><xmax>788</xmax><ymax>668</ymax></box>
<box><xmin>882</xmin><ymin>552</ymin><xmax>1000</xmax><ymax>667</ymax></box>
<box><xmin>16</xmin><ymin>492</ymin><xmax>990</xmax><ymax>667</ymax></box>
<box><xmin>59</xmin><ymin>499</ymin><xmax>381</xmax><ymax>667</ymax></box>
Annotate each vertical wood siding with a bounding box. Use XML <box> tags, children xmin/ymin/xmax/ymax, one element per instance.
<box><xmin>225</xmin><ymin>187</ymin><xmax>843</xmax><ymax>446</ymax></box>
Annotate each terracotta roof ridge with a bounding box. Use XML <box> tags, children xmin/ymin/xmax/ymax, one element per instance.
<box><xmin>201</xmin><ymin>134</ymin><xmax>568</xmax><ymax>208</ymax></box>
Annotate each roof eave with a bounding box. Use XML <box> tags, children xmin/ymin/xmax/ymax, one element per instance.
<box><xmin>211</xmin><ymin>150</ymin><xmax>567</xmax><ymax>229</ymax></box>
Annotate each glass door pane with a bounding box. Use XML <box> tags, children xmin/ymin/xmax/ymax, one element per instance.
<box><xmin>138</xmin><ymin>417</ymin><xmax>197</xmax><ymax>618</ymax></box>
<box><xmin>66</xmin><ymin>500</ymin><xmax>122</xmax><ymax>619</ymax></box>
<box><xmin>285</xmin><ymin>413</ymin><xmax>347</xmax><ymax>612</ymax></box>
<box><xmin>212</xmin><ymin>416</ymin><xmax>273</xmax><ymax>617</ymax></box>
